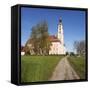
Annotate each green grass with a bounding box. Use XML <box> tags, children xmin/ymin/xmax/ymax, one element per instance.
<box><xmin>21</xmin><ymin>55</ymin><xmax>63</xmax><ymax>82</ymax></box>
<box><xmin>68</xmin><ymin>56</ymin><xmax>86</xmax><ymax>79</ymax></box>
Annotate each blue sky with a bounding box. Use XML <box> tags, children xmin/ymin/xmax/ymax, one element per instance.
<box><xmin>21</xmin><ymin>7</ymin><xmax>85</xmax><ymax>52</ymax></box>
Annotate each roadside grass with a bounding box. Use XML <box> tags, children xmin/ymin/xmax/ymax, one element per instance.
<box><xmin>68</xmin><ymin>56</ymin><xmax>86</xmax><ymax>79</ymax></box>
<box><xmin>21</xmin><ymin>55</ymin><xmax>63</xmax><ymax>82</ymax></box>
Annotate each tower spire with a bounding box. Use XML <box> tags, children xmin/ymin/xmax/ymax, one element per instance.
<box><xmin>57</xmin><ymin>17</ymin><xmax>64</xmax><ymax>45</ymax></box>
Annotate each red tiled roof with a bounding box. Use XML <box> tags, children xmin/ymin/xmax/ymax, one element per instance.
<box><xmin>26</xmin><ymin>35</ymin><xmax>61</xmax><ymax>45</ymax></box>
<box><xmin>49</xmin><ymin>35</ymin><xmax>61</xmax><ymax>42</ymax></box>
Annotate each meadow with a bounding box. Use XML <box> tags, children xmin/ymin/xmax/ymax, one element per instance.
<box><xmin>21</xmin><ymin>55</ymin><xmax>63</xmax><ymax>82</ymax></box>
<box><xmin>68</xmin><ymin>56</ymin><xmax>86</xmax><ymax>79</ymax></box>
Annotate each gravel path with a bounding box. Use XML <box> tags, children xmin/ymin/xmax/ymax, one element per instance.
<box><xmin>50</xmin><ymin>57</ymin><xmax>80</xmax><ymax>80</ymax></box>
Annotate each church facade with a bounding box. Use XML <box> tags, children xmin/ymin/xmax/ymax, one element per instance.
<box><xmin>49</xmin><ymin>18</ymin><xmax>66</xmax><ymax>55</ymax></box>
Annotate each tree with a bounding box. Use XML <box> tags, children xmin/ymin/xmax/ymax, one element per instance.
<box><xmin>70</xmin><ymin>52</ymin><xmax>75</xmax><ymax>56</ymax></box>
<box><xmin>24</xmin><ymin>46</ymin><xmax>30</xmax><ymax>55</ymax></box>
<box><xmin>30</xmin><ymin>21</ymin><xmax>51</xmax><ymax>55</ymax></box>
<box><xmin>31</xmin><ymin>26</ymin><xmax>39</xmax><ymax>55</ymax></box>
<box><xmin>66</xmin><ymin>52</ymin><xmax>69</xmax><ymax>56</ymax></box>
<box><xmin>74</xmin><ymin>40</ymin><xmax>85</xmax><ymax>55</ymax></box>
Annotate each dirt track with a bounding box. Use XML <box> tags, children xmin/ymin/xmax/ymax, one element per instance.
<box><xmin>50</xmin><ymin>57</ymin><xmax>80</xmax><ymax>80</ymax></box>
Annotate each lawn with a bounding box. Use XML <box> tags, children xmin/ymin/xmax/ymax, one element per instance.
<box><xmin>21</xmin><ymin>55</ymin><xmax>63</xmax><ymax>82</ymax></box>
<box><xmin>68</xmin><ymin>56</ymin><xmax>86</xmax><ymax>79</ymax></box>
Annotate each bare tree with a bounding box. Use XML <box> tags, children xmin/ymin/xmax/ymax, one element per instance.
<box><xmin>29</xmin><ymin>21</ymin><xmax>51</xmax><ymax>55</ymax></box>
<box><xmin>74</xmin><ymin>40</ymin><xmax>85</xmax><ymax>55</ymax></box>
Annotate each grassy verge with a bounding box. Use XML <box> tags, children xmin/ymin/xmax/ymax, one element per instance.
<box><xmin>21</xmin><ymin>55</ymin><xmax>63</xmax><ymax>82</ymax></box>
<box><xmin>68</xmin><ymin>56</ymin><xmax>86</xmax><ymax>79</ymax></box>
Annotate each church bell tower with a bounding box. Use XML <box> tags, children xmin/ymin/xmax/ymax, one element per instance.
<box><xmin>57</xmin><ymin>17</ymin><xmax>64</xmax><ymax>45</ymax></box>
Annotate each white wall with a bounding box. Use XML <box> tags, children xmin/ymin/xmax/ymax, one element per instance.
<box><xmin>21</xmin><ymin>52</ymin><xmax>25</xmax><ymax>56</ymax></box>
<box><xmin>0</xmin><ymin>0</ymin><xmax>89</xmax><ymax>90</ymax></box>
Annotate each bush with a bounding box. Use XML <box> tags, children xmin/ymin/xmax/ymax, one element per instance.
<box><xmin>66</xmin><ymin>52</ymin><xmax>69</xmax><ymax>56</ymax></box>
<box><xmin>70</xmin><ymin>52</ymin><xmax>75</xmax><ymax>56</ymax></box>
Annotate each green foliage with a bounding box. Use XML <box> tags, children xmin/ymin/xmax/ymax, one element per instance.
<box><xmin>70</xmin><ymin>52</ymin><xmax>75</xmax><ymax>56</ymax></box>
<box><xmin>66</xmin><ymin>52</ymin><xmax>69</xmax><ymax>56</ymax></box>
<box><xmin>68</xmin><ymin>56</ymin><xmax>85</xmax><ymax>79</ymax></box>
<box><xmin>21</xmin><ymin>55</ymin><xmax>63</xmax><ymax>82</ymax></box>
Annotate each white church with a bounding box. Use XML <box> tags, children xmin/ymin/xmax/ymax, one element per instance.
<box><xmin>49</xmin><ymin>18</ymin><xmax>66</xmax><ymax>55</ymax></box>
<box><xmin>21</xmin><ymin>18</ymin><xmax>66</xmax><ymax>55</ymax></box>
